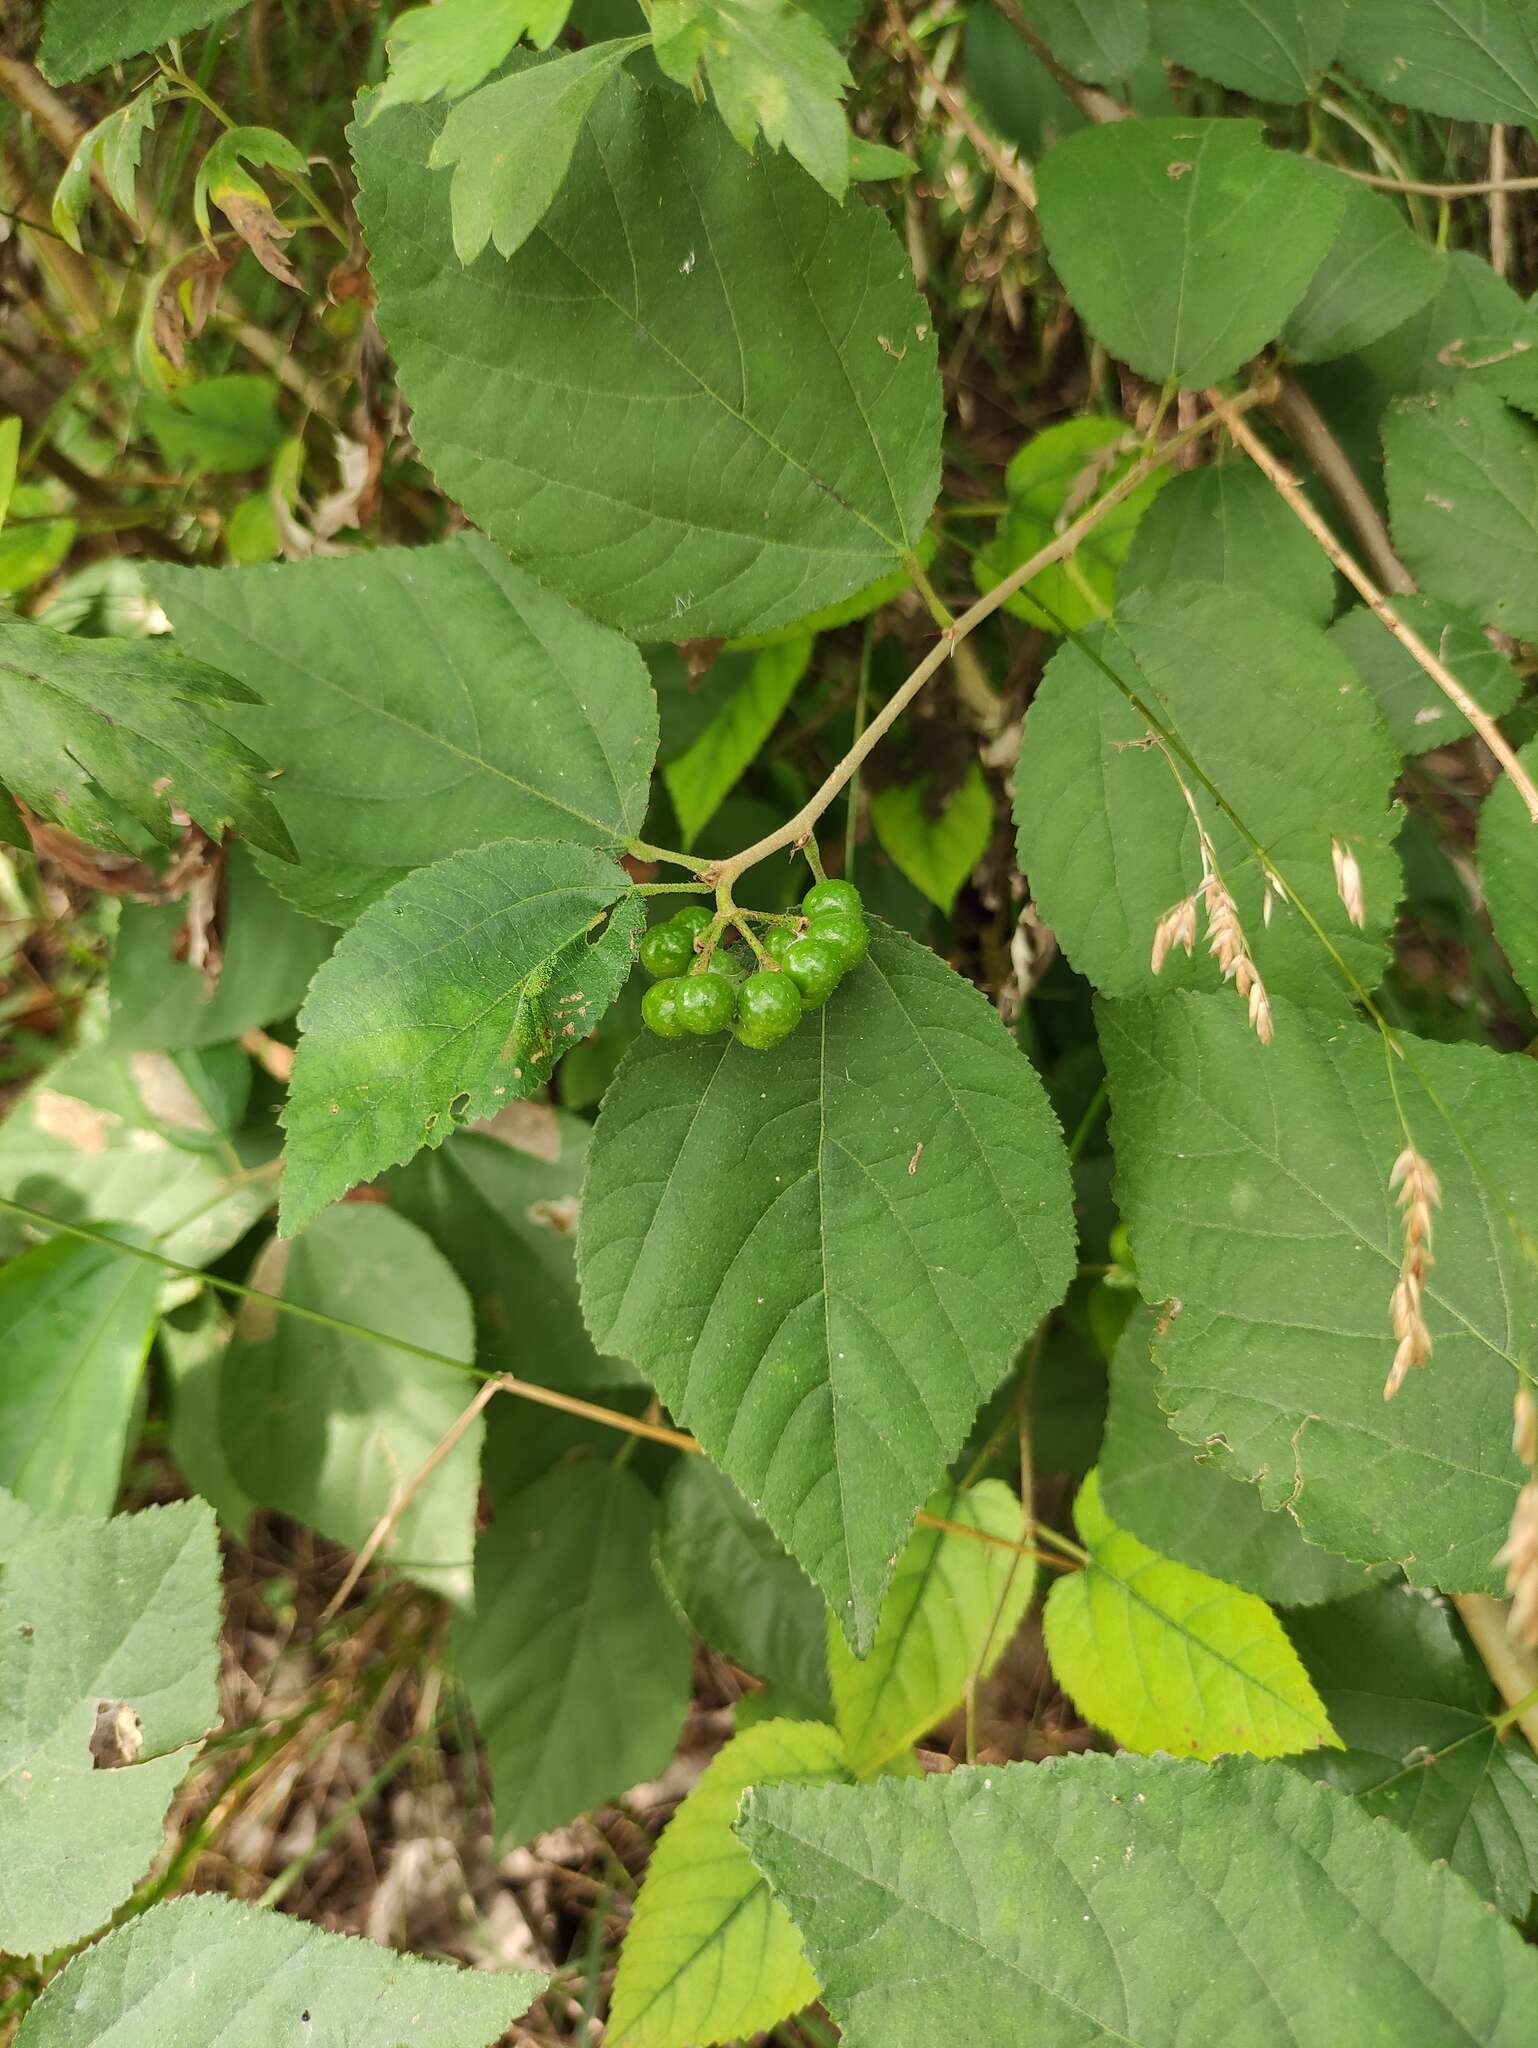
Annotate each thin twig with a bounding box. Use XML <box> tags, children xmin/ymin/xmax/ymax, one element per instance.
<box><xmin>1268</xmin><ymin>372</ymin><xmax>1415</xmax><ymax>595</ymax></box>
<box><xmin>1490</xmin><ymin>125</ymin><xmax>1513</xmax><ymax>277</ymax></box>
<box><xmin>1336</xmin><ymin>163</ymin><xmax>1538</xmax><ymax>197</ymax></box>
<box><xmin>1211</xmin><ymin>391</ymin><xmax>1538</xmax><ymax>825</ymax></box>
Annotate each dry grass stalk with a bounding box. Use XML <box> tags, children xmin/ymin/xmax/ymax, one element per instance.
<box><xmin>1147</xmin><ymin>761</ymin><xmax>1274</xmax><ymax>1043</ymax></box>
<box><xmin>1331</xmin><ymin>837</ymin><xmax>1366</xmax><ymax>928</ymax></box>
<box><xmin>1383</xmin><ymin>1144</ymin><xmax>1441</xmax><ymax>1400</ymax></box>
<box><xmin>1499</xmin><ymin>1389</ymin><xmax>1538</xmax><ymax>1648</ymax></box>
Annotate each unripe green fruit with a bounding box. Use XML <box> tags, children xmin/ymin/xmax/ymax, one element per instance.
<box><xmin>734</xmin><ymin>969</ymin><xmax>803</xmax><ymax>1048</ymax></box>
<box><xmin>807</xmin><ymin>908</ymin><xmax>869</xmax><ymax>970</ymax></box>
<box><xmin>640</xmin><ymin>921</ymin><xmax>695</xmax><ymax>979</ymax></box>
<box><xmin>673</xmin><ymin>904</ymin><xmax>714</xmax><ymax>939</ymax></box>
<box><xmin>642</xmin><ymin>978</ymin><xmax>688</xmax><ymax>1039</ymax></box>
<box><xmin>763</xmin><ymin>922</ymin><xmax>801</xmax><ymax>963</ymax></box>
<box><xmin>675</xmin><ymin>971</ymin><xmax>736</xmax><ymax>1035</ymax></box>
<box><xmin>802</xmin><ymin>878</ymin><xmax>863</xmax><ymax>920</ymax></box>
<box><xmin>782</xmin><ymin>934</ymin><xmax>843</xmax><ymax>1008</ymax></box>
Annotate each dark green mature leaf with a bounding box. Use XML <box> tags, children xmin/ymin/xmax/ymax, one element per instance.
<box><xmin>1384</xmin><ymin>386</ymin><xmax>1538</xmax><ymax>641</ymax></box>
<box><xmin>580</xmin><ymin>924</ymin><xmax>1075</xmax><ymax>1647</ymax></box>
<box><xmin>1120</xmin><ymin>463</ymin><xmax>1336</xmax><ymax>626</ymax></box>
<box><xmin>352</xmin><ymin>79</ymin><xmax>941</xmax><ymax>641</ymax></box>
<box><xmin>1339</xmin><ymin>0</ymin><xmax>1538</xmax><ymax>124</ymax></box>
<box><xmin>869</xmin><ymin>762</ymin><xmax>992</xmax><ymax>913</ymax></box>
<box><xmin>455</xmin><ymin>1462</ymin><xmax>691</xmax><ymax>1845</ymax></box>
<box><xmin>654</xmin><ymin>1460</ymin><xmax>831</xmax><ymax>1714</ymax></box>
<box><xmin>1290</xmin><ymin>1584</ymin><xmax>1538</xmax><ymax>1920</ymax></box>
<box><xmin>1360</xmin><ymin>248</ymin><xmax>1537</xmax><ymax>396</ymax></box>
<box><xmin>1283</xmin><ymin>169</ymin><xmax>1444</xmax><ymax>362</ymax></box>
<box><xmin>1036</xmin><ymin>119</ymin><xmax>1343</xmax><ymax>388</ymax></box>
<box><xmin>1014</xmin><ymin>583</ymin><xmax>1402</xmax><ymax>1010</ymax></box>
<box><xmin>221</xmin><ymin>1207</ymin><xmax>481</xmax><ymax>1601</ymax></box>
<box><xmin>1101</xmin><ymin>991</ymin><xmax>1536</xmax><ymax>1590</ymax></box>
<box><xmin>390</xmin><ymin>1115</ymin><xmax>639</xmax><ymax>1391</ymax></box>
<box><xmin>739</xmin><ymin>1754</ymin><xmax>1538</xmax><ymax>2045</ymax></box>
<box><xmin>1101</xmin><ymin>1306</ymin><xmax>1384</xmax><ymax>1606</ymax></box>
<box><xmin>1329</xmin><ymin>596</ymin><xmax>1524</xmax><ymax>755</ymax></box>
<box><xmin>1150</xmin><ymin>0</ymin><xmax>1344</xmax><ymax>101</ymax></box>
<box><xmin>664</xmin><ymin>637</ymin><xmax>811</xmax><ymax>845</ymax></box>
<box><xmin>39</xmin><ymin>0</ymin><xmax>239</xmax><ymax>82</ymax></box>
<box><xmin>280</xmin><ymin>840</ymin><xmax>640</xmax><ymax>1235</ymax></box>
<box><xmin>431</xmin><ymin>43</ymin><xmax>645</xmax><ymax>263</ymax></box>
<box><xmin>1011</xmin><ymin>0</ymin><xmax>1148</xmax><ymax>80</ymax></box>
<box><xmin>151</xmin><ymin>535</ymin><xmax>658</xmax><ymax>923</ymax></box>
<box><xmin>0</xmin><ymin>1235</ymin><xmax>160</xmax><ymax>1521</ymax></box>
<box><xmin>13</xmin><ymin>1892</ymin><xmax>543</xmax><ymax>2047</ymax></box>
<box><xmin>369</xmin><ymin>0</ymin><xmax>570</xmax><ymax>122</ymax></box>
<box><xmin>1479</xmin><ymin>739</ymin><xmax>1538</xmax><ymax>1008</ymax></box>
<box><xmin>0</xmin><ymin>620</ymin><xmax>291</xmax><ymax>862</ymax></box>
<box><xmin>0</xmin><ymin>1498</ymin><xmax>220</xmax><ymax>1957</ymax></box>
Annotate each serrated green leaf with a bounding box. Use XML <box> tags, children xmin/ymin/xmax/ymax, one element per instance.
<box><xmin>664</xmin><ymin>637</ymin><xmax>811</xmax><ymax>845</ymax></box>
<box><xmin>1479</xmin><ymin>738</ymin><xmax>1538</xmax><ymax>1010</ymax></box>
<box><xmin>0</xmin><ymin>485</ymin><xmax>75</xmax><ymax>597</ymax></box>
<box><xmin>1361</xmin><ymin>248</ymin><xmax>1537</xmax><ymax>397</ymax></box>
<box><xmin>739</xmin><ymin>1753</ymin><xmax>1538</xmax><ymax>2045</ymax></box>
<box><xmin>370</xmin><ymin>0</ymin><xmax>566</xmax><ymax>123</ymax></box>
<box><xmin>1036</xmin><ymin>118</ymin><xmax>1342</xmax><ymax>389</ymax></box>
<box><xmin>1100</xmin><ymin>990</ymin><xmax>1536</xmax><ymax>1589</ymax></box>
<box><xmin>1329</xmin><ymin>595</ymin><xmax>1524</xmax><ymax>755</ymax></box>
<box><xmin>140</xmin><ymin>375</ymin><xmax>286</xmax><ymax>477</ymax></box>
<box><xmin>455</xmin><ymin>1461</ymin><xmax>691</xmax><ymax>1845</ymax></box>
<box><xmin>39</xmin><ymin>0</ymin><xmax>239</xmax><ymax>82</ymax></box>
<box><xmin>1290</xmin><ymin>1583</ymin><xmax>1538</xmax><ymax>1920</ymax></box>
<box><xmin>280</xmin><ymin>840</ymin><xmax>639</xmax><ymax>1235</ymax></box>
<box><xmin>431</xmin><ymin>42</ymin><xmax>645</xmax><ymax>263</ymax></box>
<box><xmin>1120</xmin><ymin>462</ymin><xmax>1336</xmax><ymax>625</ymax></box>
<box><xmin>1150</xmin><ymin>0</ymin><xmax>1344</xmax><ymax>101</ymax></box>
<box><xmin>1009</xmin><ymin>0</ymin><xmax>1148</xmax><ymax>80</ymax></box>
<box><xmin>1100</xmin><ymin>1305</ymin><xmax>1385</xmax><ymax>1607</ymax></box>
<box><xmin>579</xmin><ymin>923</ymin><xmax>1075</xmax><ymax>1647</ymax></box>
<box><xmin>1283</xmin><ymin>165</ymin><xmax>1444</xmax><ymax>361</ymax></box>
<box><xmin>1339</xmin><ymin>0</ymin><xmax>1538</xmax><ymax>124</ymax></box>
<box><xmin>1044</xmin><ymin>1468</ymin><xmax>1337</xmax><ymax>1757</ymax></box>
<box><xmin>829</xmin><ymin>1479</ymin><xmax>1035</xmax><ymax>1776</ymax></box>
<box><xmin>849</xmin><ymin>136</ymin><xmax>914</xmax><ymax>180</ymax></box>
<box><xmin>351</xmin><ymin>78</ymin><xmax>941</xmax><ymax>641</ymax></box>
<box><xmin>1013</xmin><ymin>583</ymin><xmax>1401</xmax><ymax>1010</ymax></box>
<box><xmin>1445</xmin><ymin>331</ymin><xmax>1538</xmax><ymax>418</ymax></box>
<box><xmin>13</xmin><ymin>1891</ymin><xmax>543</xmax><ymax>2046</ymax></box>
<box><xmin>651</xmin><ymin>0</ymin><xmax>852</xmax><ymax>197</ymax></box>
<box><xmin>220</xmin><ymin>1206</ymin><xmax>481</xmax><ymax>1600</ymax></box>
<box><xmin>0</xmin><ymin>1234</ymin><xmax>160</xmax><ymax>1521</ymax></box>
<box><xmin>52</xmin><ymin>81</ymin><xmax>167</xmax><ymax>251</ymax></box>
<box><xmin>150</xmin><ymin>535</ymin><xmax>657</xmax><ymax>922</ymax></box>
<box><xmin>1384</xmin><ymin>385</ymin><xmax>1538</xmax><ymax>641</ymax></box>
<box><xmin>608</xmin><ymin>1718</ymin><xmax>846</xmax><ymax>2047</ymax></box>
<box><xmin>654</xmin><ymin>1460</ymin><xmax>831</xmax><ymax>1713</ymax></box>
<box><xmin>0</xmin><ymin>619</ymin><xmax>292</xmax><ymax>863</ymax></box>
<box><xmin>159</xmin><ymin>1293</ymin><xmax>255</xmax><ymax>1536</ymax></box>
<box><xmin>390</xmin><ymin>1117</ymin><xmax>640</xmax><ymax>1392</ymax></box>
<box><xmin>973</xmin><ymin>415</ymin><xmax>1169</xmax><ymax>632</ymax></box>
<box><xmin>869</xmin><ymin>761</ymin><xmax>993</xmax><ymax>912</ymax></box>
<box><xmin>0</xmin><ymin>1498</ymin><xmax>220</xmax><ymax>1956</ymax></box>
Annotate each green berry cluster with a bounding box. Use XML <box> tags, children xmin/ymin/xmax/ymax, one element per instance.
<box><xmin>641</xmin><ymin>881</ymin><xmax>870</xmax><ymax>1051</ymax></box>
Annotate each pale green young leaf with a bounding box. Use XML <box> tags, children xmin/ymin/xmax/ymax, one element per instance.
<box><xmin>280</xmin><ymin>840</ymin><xmax>640</xmax><ymax>1235</ymax></box>
<box><xmin>390</xmin><ymin>1118</ymin><xmax>640</xmax><ymax>1392</ymax></box>
<box><xmin>140</xmin><ymin>375</ymin><xmax>286</xmax><ymax>476</ymax></box>
<box><xmin>1036</xmin><ymin>119</ymin><xmax>1343</xmax><ymax>388</ymax></box>
<box><xmin>1283</xmin><ymin>167</ymin><xmax>1444</xmax><ymax>361</ymax></box>
<box><xmin>149</xmin><ymin>535</ymin><xmax>658</xmax><ymax>923</ymax></box>
<box><xmin>1101</xmin><ymin>991</ymin><xmax>1537</xmax><ymax>1589</ymax></box>
<box><xmin>351</xmin><ymin>79</ymin><xmax>941</xmax><ymax>641</ymax></box>
<box><xmin>849</xmin><ymin>137</ymin><xmax>914</xmax><ymax>180</ymax></box>
<box><xmin>1120</xmin><ymin>462</ymin><xmax>1336</xmax><ymax>626</ymax></box>
<box><xmin>1384</xmin><ymin>386</ymin><xmax>1538</xmax><ymax>641</ymax></box>
<box><xmin>580</xmin><ymin>924</ymin><xmax>1075</xmax><ymax>1648</ymax></box>
<box><xmin>0</xmin><ymin>1235</ymin><xmax>160</xmax><ymax>1521</ymax></box>
<box><xmin>608</xmin><ymin>1719</ymin><xmax>846</xmax><ymax>2048</ymax></box>
<box><xmin>0</xmin><ymin>485</ymin><xmax>75</xmax><ymax>597</ymax></box>
<box><xmin>430</xmin><ymin>42</ymin><xmax>646</xmax><ymax>264</ymax></box>
<box><xmin>1339</xmin><ymin>0</ymin><xmax>1538</xmax><ymax>124</ymax></box>
<box><xmin>1044</xmin><ymin>1469</ymin><xmax>1337</xmax><ymax>1758</ymax></box>
<box><xmin>655</xmin><ymin>1460</ymin><xmax>831</xmax><ymax>1714</ymax></box>
<box><xmin>651</xmin><ymin>0</ymin><xmax>852</xmax><ymax>198</ymax></box>
<box><xmin>1100</xmin><ymin>1306</ymin><xmax>1384</xmax><ymax>1608</ymax></box>
<box><xmin>39</xmin><ymin>0</ymin><xmax>238</xmax><ymax>81</ymax></box>
<box><xmin>0</xmin><ymin>1498</ymin><xmax>220</xmax><ymax>1957</ymax></box>
<box><xmin>455</xmin><ymin>1462</ymin><xmax>691</xmax><ymax>1846</ymax></box>
<box><xmin>0</xmin><ymin>620</ymin><xmax>293</xmax><ymax>862</ymax></box>
<box><xmin>869</xmin><ymin>762</ymin><xmax>993</xmax><ymax>912</ymax></box>
<box><xmin>739</xmin><ymin>1754</ymin><xmax>1538</xmax><ymax>2046</ymax></box>
<box><xmin>664</xmin><ymin>637</ymin><xmax>812</xmax><ymax>845</ymax></box>
<box><xmin>52</xmin><ymin>81</ymin><xmax>167</xmax><ymax>250</ymax></box>
<box><xmin>972</xmin><ymin>415</ymin><xmax>1169</xmax><ymax>632</ymax></box>
<box><xmin>1150</xmin><ymin>0</ymin><xmax>1344</xmax><ymax>101</ymax></box>
<box><xmin>1013</xmin><ymin>584</ymin><xmax>1401</xmax><ymax>1010</ymax></box>
<box><xmin>13</xmin><ymin>1892</ymin><xmax>543</xmax><ymax>2047</ymax></box>
<box><xmin>221</xmin><ymin>1207</ymin><xmax>481</xmax><ymax>1601</ymax></box>
<box><xmin>1329</xmin><ymin>595</ymin><xmax>1524</xmax><ymax>755</ymax></box>
<box><xmin>829</xmin><ymin>1480</ymin><xmax>1035</xmax><ymax>1776</ymax></box>
<box><xmin>1009</xmin><ymin>0</ymin><xmax>1148</xmax><ymax>80</ymax></box>
<box><xmin>369</xmin><ymin>0</ymin><xmax>569</xmax><ymax>123</ymax></box>
<box><xmin>1479</xmin><ymin>737</ymin><xmax>1538</xmax><ymax>1010</ymax></box>
<box><xmin>1290</xmin><ymin>1584</ymin><xmax>1538</xmax><ymax>1919</ymax></box>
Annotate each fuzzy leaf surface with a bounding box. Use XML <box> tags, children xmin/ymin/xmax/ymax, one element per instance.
<box><xmin>39</xmin><ymin>0</ymin><xmax>238</xmax><ymax>81</ymax></box>
<box><xmin>1338</xmin><ymin>0</ymin><xmax>1538</xmax><ymax>124</ymax></box>
<box><xmin>1329</xmin><ymin>595</ymin><xmax>1524</xmax><ymax>755</ymax></box>
<box><xmin>1120</xmin><ymin>464</ymin><xmax>1335</xmax><ymax>626</ymax></box>
<box><xmin>1149</xmin><ymin>0</ymin><xmax>1344</xmax><ymax>101</ymax></box>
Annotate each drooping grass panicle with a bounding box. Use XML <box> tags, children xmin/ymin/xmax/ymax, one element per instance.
<box><xmin>1331</xmin><ymin>836</ymin><xmax>1366</xmax><ymax>929</ymax></box>
<box><xmin>1499</xmin><ymin>1389</ymin><xmax>1538</xmax><ymax>1648</ymax></box>
<box><xmin>1382</xmin><ymin>1143</ymin><xmax>1441</xmax><ymax>1401</ymax></box>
